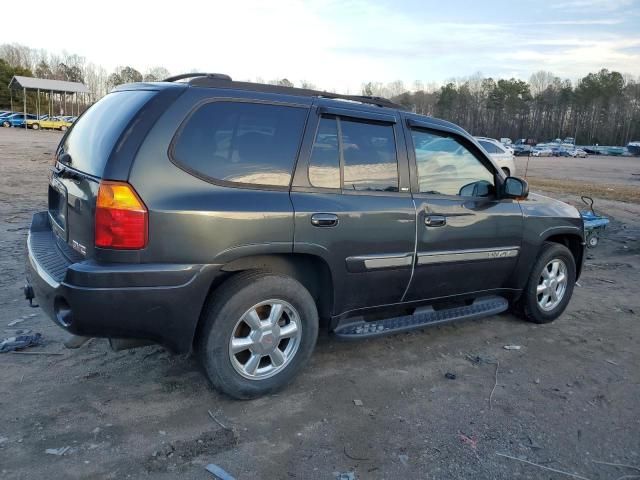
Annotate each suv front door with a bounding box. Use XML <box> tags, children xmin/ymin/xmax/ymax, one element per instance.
<box><xmin>291</xmin><ymin>105</ymin><xmax>415</xmax><ymax>316</ymax></box>
<box><xmin>403</xmin><ymin>119</ymin><xmax>523</xmax><ymax>302</ymax></box>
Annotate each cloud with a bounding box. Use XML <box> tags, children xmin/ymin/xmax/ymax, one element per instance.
<box><xmin>2</xmin><ymin>0</ymin><xmax>639</xmax><ymax>92</ymax></box>
<box><xmin>551</xmin><ymin>0</ymin><xmax>636</xmax><ymax>11</ymax></box>
<box><xmin>533</xmin><ymin>19</ymin><xmax>624</xmax><ymax>25</ymax></box>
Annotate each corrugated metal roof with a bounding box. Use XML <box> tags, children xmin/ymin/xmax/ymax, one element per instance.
<box><xmin>9</xmin><ymin>76</ymin><xmax>90</xmax><ymax>94</ymax></box>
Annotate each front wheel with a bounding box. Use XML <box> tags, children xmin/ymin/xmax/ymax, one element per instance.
<box><xmin>197</xmin><ymin>271</ymin><xmax>318</xmax><ymax>399</ymax></box>
<box><xmin>31</xmin><ymin>123</ymin><xmax>39</xmax><ymax>130</ymax></box>
<box><xmin>516</xmin><ymin>242</ymin><xmax>576</xmax><ymax>324</ymax></box>
<box><xmin>2</xmin><ymin>121</ymin><xmax>9</xmax><ymax>128</ymax></box>
<box><xmin>60</xmin><ymin>125</ymin><xmax>68</xmax><ymax>131</ymax></box>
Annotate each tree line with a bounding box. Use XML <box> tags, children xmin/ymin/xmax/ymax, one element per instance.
<box><xmin>1</xmin><ymin>42</ymin><xmax>638</xmax><ymax>145</ymax></box>
<box><xmin>370</xmin><ymin>70</ymin><xmax>640</xmax><ymax>146</ymax></box>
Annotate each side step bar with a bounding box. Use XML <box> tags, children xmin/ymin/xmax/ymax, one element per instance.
<box><xmin>333</xmin><ymin>296</ymin><xmax>508</xmax><ymax>340</ymax></box>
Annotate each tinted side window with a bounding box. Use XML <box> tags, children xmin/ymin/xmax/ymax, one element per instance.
<box><xmin>341</xmin><ymin>119</ymin><xmax>398</xmax><ymax>192</ymax></box>
<box><xmin>412</xmin><ymin>130</ymin><xmax>494</xmax><ymax>196</ymax></box>
<box><xmin>172</xmin><ymin>102</ymin><xmax>308</xmax><ymax>187</ymax></box>
<box><xmin>308</xmin><ymin>117</ymin><xmax>340</xmax><ymax>189</ymax></box>
<box><xmin>479</xmin><ymin>140</ymin><xmax>498</xmax><ymax>154</ymax></box>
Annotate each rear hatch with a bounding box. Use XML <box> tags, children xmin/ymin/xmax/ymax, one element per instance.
<box><xmin>48</xmin><ymin>89</ymin><xmax>158</xmax><ymax>260</ymax></box>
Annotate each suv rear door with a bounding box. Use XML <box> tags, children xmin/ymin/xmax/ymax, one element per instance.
<box><xmin>291</xmin><ymin>104</ymin><xmax>415</xmax><ymax>316</ymax></box>
<box><xmin>403</xmin><ymin>117</ymin><xmax>523</xmax><ymax>302</ymax></box>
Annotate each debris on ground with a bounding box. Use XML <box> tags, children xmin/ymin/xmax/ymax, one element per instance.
<box><xmin>353</xmin><ymin>399</ymin><xmax>363</xmax><ymax>406</ymax></box>
<box><xmin>45</xmin><ymin>446</ymin><xmax>71</xmax><ymax>456</ymax></box>
<box><xmin>459</xmin><ymin>433</ymin><xmax>481</xmax><ymax>461</ymax></box>
<box><xmin>496</xmin><ymin>452</ymin><xmax>591</xmax><ymax>480</ymax></box>
<box><xmin>343</xmin><ymin>445</ymin><xmax>369</xmax><ymax>461</ymax></box>
<box><xmin>458</xmin><ymin>433</ymin><xmax>478</xmax><ymax>450</ymax></box>
<box><xmin>444</xmin><ymin>372</ymin><xmax>457</xmax><ymax>380</ymax></box>
<box><xmin>335</xmin><ymin>472</ymin><xmax>356</xmax><ymax>480</ymax></box>
<box><xmin>205</xmin><ymin>463</ymin><xmax>236</xmax><ymax>480</ymax></box>
<box><xmin>503</xmin><ymin>345</ymin><xmax>522</xmax><ymax>350</ymax></box>
<box><xmin>489</xmin><ymin>361</ymin><xmax>500</xmax><ymax>410</ymax></box>
<box><xmin>0</xmin><ymin>332</ymin><xmax>42</xmax><ymax>353</ymax></box>
<box><xmin>7</xmin><ymin>318</ymin><xmax>25</xmax><ymax>327</ymax></box>
<box><xmin>398</xmin><ymin>454</ymin><xmax>409</xmax><ymax>466</ymax></box>
<box><xmin>207</xmin><ymin>409</ymin><xmax>229</xmax><ymax>429</ymax></box>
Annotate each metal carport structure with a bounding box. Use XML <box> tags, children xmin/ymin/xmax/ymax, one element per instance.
<box><xmin>7</xmin><ymin>76</ymin><xmax>90</xmax><ymax>128</ymax></box>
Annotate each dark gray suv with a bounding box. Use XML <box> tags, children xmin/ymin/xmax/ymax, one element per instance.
<box><xmin>25</xmin><ymin>74</ymin><xmax>585</xmax><ymax>398</ymax></box>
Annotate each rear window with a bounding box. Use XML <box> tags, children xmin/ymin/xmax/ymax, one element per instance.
<box><xmin>62</xmin><ymin>90</ymin><xmax>156</xmax><ymax>177</ymax></box>
<box><xmin>171</xmin><ymin>101</ymin><xmax>308</xmax><ymax>187</ymax></box>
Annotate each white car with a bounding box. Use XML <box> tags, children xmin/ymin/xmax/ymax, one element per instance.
<box><xmin>475</xmin><ymin>137</ymin><xmax>516</xmax><ymax>176</ymax></box>
<box><xmin>570</xmin><ymin>148</ymin><xmax>588</xmax><ymax>158</ymax></box>
<box><xmin>532</xmin><ymin>147</ymin><xmax>553</xmax><ymax>157</ymax></box>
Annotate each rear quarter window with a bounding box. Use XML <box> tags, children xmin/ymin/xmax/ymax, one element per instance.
<box><xmin>62</xmin><ymin>90</ymin><xmax>157</xmax><ymax>177</ymax></box>
<box><xmin>170</xmin><ymin>101</ymin><xmax>308</xmax><ymax>187</ymax></box>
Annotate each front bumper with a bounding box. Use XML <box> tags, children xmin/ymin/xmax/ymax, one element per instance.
<box><xmin>26</xmin><ymin>212</ymin><xmax>221</xmax><ymax>353</ymax></box>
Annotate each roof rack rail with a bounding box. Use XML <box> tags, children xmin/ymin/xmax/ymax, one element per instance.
<box><xmin>178</xmin><ymin>74</ymin><xmax>403</xmax><ymax>110</ymax></box>
<box><xmin>162</xmin><ymin>73</ymin><xmax>232</xmax><ymax>82</ymax></box>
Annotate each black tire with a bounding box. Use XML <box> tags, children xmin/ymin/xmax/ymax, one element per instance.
<box><xmin>516</xmin><ymin>242</ymin><xmax>576</xmax><ymax>324</ymax></box>
<box><xmin>197</xmin><ymin>271</ymin><xmax>318</xmax><ymax>399</ymax></box>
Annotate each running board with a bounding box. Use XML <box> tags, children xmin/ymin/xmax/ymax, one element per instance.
<box><xmin>333</xmin><ymin>296</ymin><xmax>508</xmax><ymax>340</ymax></box>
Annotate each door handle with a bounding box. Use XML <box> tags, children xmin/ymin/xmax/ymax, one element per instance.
<box><xmin>425</xmin><ymin>215</ymin><xmax>446</xmax><ymax>227</ymax></box>
<box><xmin>311</xmin><ymin>213</ymin><xmax>338</xmax><ymax>227</ymax></box>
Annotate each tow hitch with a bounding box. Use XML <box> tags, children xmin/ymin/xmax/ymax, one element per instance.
<box><xmin>23</xmin><ymin>283</ymin><xmax>38</xmax><ymax>308</ymax></box>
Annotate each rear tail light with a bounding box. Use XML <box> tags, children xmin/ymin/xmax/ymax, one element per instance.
<box><xmin>95</xmin><ymin>181</ymin><xmax>148</xmax><ymax>249</ymax></box>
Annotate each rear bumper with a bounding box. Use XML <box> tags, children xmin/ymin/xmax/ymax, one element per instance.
<box><xmin>26</xmin><ymin>212</ymin><xmax>222</xmax><ymax>353</ymax></box>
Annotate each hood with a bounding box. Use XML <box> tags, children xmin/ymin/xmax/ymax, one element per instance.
<box><xmin>520</xmin><ymin>193</ymin><xmax>581</xmax><ymax>219</ymax></box>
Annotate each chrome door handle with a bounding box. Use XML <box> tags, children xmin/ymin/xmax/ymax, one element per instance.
<box><xmin>425</xmin><ymin>215</ymin><xmax>446</xmax><ymax>227</ymax></box>
<box><xmin>311</xmin><ymin>213</ymin><xmax>338</xmax><ymax>227</ymax></box>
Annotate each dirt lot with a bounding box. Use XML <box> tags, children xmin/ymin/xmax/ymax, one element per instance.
<box><xmin>1</xmin><ymin>128</ymin><xmax>639</xmax><ymax>479</ymax></box>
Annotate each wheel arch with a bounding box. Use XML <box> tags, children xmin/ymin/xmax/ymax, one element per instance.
<box><xmin>220</xmin><ymin>253</ymin><xmax>334</xmax><ymax>320</ymax></box>
<box><xmin>543</xmin><ymin>232</ymin><xmax>585</xmax><ymax>280</ymax></box>
<box><xmin>192</xmin><ymin>253</ymin><xmax>335</xmax><ymax>349</ymax></box>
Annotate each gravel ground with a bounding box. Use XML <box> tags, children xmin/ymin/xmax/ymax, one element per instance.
<box><xmin>1</xmin><ymin>128</ymin><xmax>639</xmax><ymax>480</ymax></box>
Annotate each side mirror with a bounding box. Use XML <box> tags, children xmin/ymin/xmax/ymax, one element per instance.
<box><xmin>503</xmin><ymin>176</ymin><xmax>529</xmax><ymax>199</ymax></box>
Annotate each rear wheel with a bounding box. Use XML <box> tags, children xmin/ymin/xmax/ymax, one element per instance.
<box><xmin>516</xmin><ymin>242</ymin><xmax>576</xmax><ymax>324</ymax></box>
<box><xmin>197</xmin><ymin>271</ymin><xmax>318</xmax><ymax>399</ymax></box>
<box><xmin>2</xmin><ymin>121</ymin><xmax>10</xmax><ymax>128</ymax></box>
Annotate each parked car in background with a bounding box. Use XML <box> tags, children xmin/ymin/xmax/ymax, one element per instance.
<box><xmin>513</xmin><ymin>144</ymin><xmax>532</xmax><ymax>156</ymax></box>
<box><xmin>572</xmin><ymin>149</ymin><xmax>588</xmax><ymax>158</ymax></box>
<box><xmin>560</xmin><ymin>148</ymin><xmax>588</xmax><ymax>158</ymax></box>
<box><xmin>2</xmin><ymin>113</ymin><xmax>38</xmax><ymax>128</ymax></box>
<box><xmin>28</xmin><ymin>116</ymin><xmax>73</xmax><ymax>131</ymax></box>
<box><xmin>475</xmin><ymin>137</ymin><xmax>516</xmax><ymax>176</ymax></box>
<box><xmin>532</xmin><ymin>147</ymin><xmax>553</xmax><ymax>157</ymax></box>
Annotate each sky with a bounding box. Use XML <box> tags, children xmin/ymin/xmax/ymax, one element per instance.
<box><xmin>4</xmin><ymin>0</ymin><xmax>640</xmax><ymax>92</ymax></box>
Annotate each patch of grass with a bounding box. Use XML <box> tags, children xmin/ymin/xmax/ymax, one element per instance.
<box><xmin>525</xmin><ymin>176</ymin><xmax>640</xmax><ymax>204</ymax></box>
